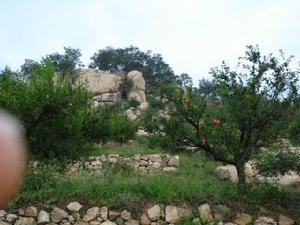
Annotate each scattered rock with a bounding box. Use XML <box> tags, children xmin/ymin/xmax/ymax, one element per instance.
<box><xmin>234</xmin><ymin>213</ymin><xmax>252</xmax><ymax>225</ymax></box>
<box><xmin>6</xmin><ymin>214</ymin><xmax>18</xmax><ymax>223</ymax></box>
<box><xmin>101</xmin><ymin>220</ymin><xmax>117</xmax><ymax>225</ymax></box>
<box><xmin>147</xmin><ymin>205</ymin><xmax>161</xmax><ymax>221</ymax></box>
<box><xmin>100</xmin><ymin>207</ymin><xmax>108</xmax><ymax>221</ymax></box>
<box><xmin>254</xmin><ymin>216</ymin><xmax>277</xmax><ymax>225</ymax></box>
<box><xmin>109</xmin><ymin>211</ymin><xmax>121</xmax><ymax>221</ymax></box>
<box><xmin>124</xmin><ymin>220</ymin><xmax>139</xmax><ymax>225</ymax></box>
<box><xmin>0</xmin><ymin>221</ymin><xmax>10</xmax><ymax>225</ymax></box>
<box><xmin>50</xmin><ymin>207</ymin><xmax>69</xmax><ymax>223</ymax></box>
<box><xmin>24</xmin><ymin>207</ymin><xmax>38</xmax><ymax>217</ymax></box>
<box><xmin>165</xmin><ymin>206</ymin><xmax>192</xmax><ymax>224</ymax></box>
<box><xmin>121</xmin><ymin>210</ymin><xmax>131</xmax><ymax>221</ymax></box>
<box><xmin>213</xmin><ymin>205</ymin><xmax>230</xmax><ymax>221</ymax></box>
<box><xmin>90</xmin><ymin>221</ymin><xmax>101</xmax><ymax>225</ymax></box>
<box><xmin>15</xmin><ymin>217</ymin><xmax>36</xmax><ymax>225</ymax></box>
<box><xmin>0</xmin><ymin>210</ymin><xmax>7</xmax><ymax>218</ymax></box>
<box><xmin>279</xmin><ymin>214</ymin><xmax>293</xmax><ymax>225</ymax></box>
<box><xmin>115</xmin><ymin>218</ymin><xmax>124</xmax><ymax>225</ymax></box>
<box><xmin>198</xmin><ymin>203</ymin><xmax>214</xmax><ymax>223</ymax></box>
<box><xmin>37</xmin><ymin>211</ymin><xmax>49</xmax><ymax>225</ymax></box>
<box><xmin>74</xmin><ymin>222</ymin><xmax>89</xmax><ymax>225</ymax></box>
<box><xmin>140</xmin><ymin>213</ymin><xmax>151</xmax><ymax>225</ymax></box>
<box><xmin>168</xmin><ymin>156</ymin><xmax>179</xmax><ymax>167</ymax></box>
<box><xmin>83</xmin><ymin>207</ymin><xmax>99</xmax><ymax>222</ymax></box>
<box><xmin>67</xmin><ymin>202</ymin><xmax>82</xmax><ymax>212</ymax></box>
<box><xmin>215</xmin><ymin>165</ymin><xmax>238</xmax><ymax>183</ymax></box>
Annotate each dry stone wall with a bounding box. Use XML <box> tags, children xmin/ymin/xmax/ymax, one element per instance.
<box><xmin>0</xmin><ymin>202</ymin><xmax>294</xmax><ymax>225</ymax></box>
<box><xmin>65</xmin><ymin>154</ymin><xmax>179</xmax><ymax>176</ymax></box>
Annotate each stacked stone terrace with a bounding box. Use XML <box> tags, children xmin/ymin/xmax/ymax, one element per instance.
<box><xmin>65</xmin><ymin>154</ymin><xmax>179</xmax><ymax>176</ymax></box>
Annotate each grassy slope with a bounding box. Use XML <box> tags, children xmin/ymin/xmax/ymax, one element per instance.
<box><xmin>9</xmin><ymin>138</ymin><xmax>300</xmax><ymax>219</ymax></box>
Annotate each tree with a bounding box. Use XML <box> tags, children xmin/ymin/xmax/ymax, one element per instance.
<box><xmin>89</xmin><ymin>46</ymin><xmax>175</xmax><ymax>89</ymax></box>
<box><xmin>21</xmin><ymin>47</ymin><xmax>83</xmax><ymax>82</ymax></box>
<box><xmin>176</xmin><ymin>73</ymin><xmax>193</xmax><ymax>88</ymax></box>
<box><xmin>157</xmin><ymin>45</ymin><xmax>299</xmax><ymax>188</ymax></box>
<box><xmin>44</xmin><ymin>47</ymin><xmax>83</xmax><ymax>81</ymax></box>
<box><xmin>0</xmin><ymin>62</ymin><xmax>92</xmax><ymax>160</ymax></box>
<box><xmin>197</xmin><ymin>78</ymin><xmax>218</xmax><ymax>98</ymax></box>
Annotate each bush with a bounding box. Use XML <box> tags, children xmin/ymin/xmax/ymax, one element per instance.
<box><xmin>83</xmin><ymin>107</ymin><xmax>136</xmax><ymax>144</ymax></box>
<box><xmin>109</xmin><ymin>112</ymin><xmax>136</xmax><ymax>142</ymax></box>
<box><xmin>289</xmin><ymin>109</ymin><xmax>300</xmax><ymax>144</ymax></box>
<box><xmin>0</xmin><ymin>62</ymin><xmax>92</xmax><ymax>160</ymax></box>
<box><xmin>83</xmin><ymin>108</ymin><xmax>111</xmax><ymax>143</ymax></box>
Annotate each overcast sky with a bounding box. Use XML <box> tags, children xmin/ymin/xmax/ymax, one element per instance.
<box><xmin>1</xmin><ymin>0</ymin><xmax>300</xmax><ymax>82</ymax></box>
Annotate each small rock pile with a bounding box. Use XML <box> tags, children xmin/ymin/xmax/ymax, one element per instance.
<box><xmin>0</xmin><ymin>203</ymin><xmax>295</xmax><ymax>225</ymax></box>
<box><xmin>65</xmin><ymin>154</ymin><xmax>179</xmax><ymax>176</ymax></box>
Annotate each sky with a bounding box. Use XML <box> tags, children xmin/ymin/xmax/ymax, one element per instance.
<box><xmin>1</xmin><ymin>0</ymin><xmax>300</xmax><ymax>82</ymax></box>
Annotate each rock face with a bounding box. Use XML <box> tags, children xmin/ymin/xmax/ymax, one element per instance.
<box><xmin>78</xmin><ymin>69</ymin><xmax>122</xmax><ymax>98</ymax></box>
<box><xmin>127</xmin><ymin>70</ymin><xmax>146</xmax><ymax>103</ymax></box>
<box><xmin>77</xmin><ymin>69</ymin><xmax>148</xmax><ymax>120</ymax></box>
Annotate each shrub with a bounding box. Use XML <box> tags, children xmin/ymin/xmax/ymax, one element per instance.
<box><xmin>0</xmin><ymin>62</ymin><xmax>92</xmax><ymax>160</ymax></box>
<box><xmin>109</xmin><ymin>112</ymin><xmax>136</xmax><ymax>143</ymax></box>
<box><xmin>83</xmin><ymin>107</ymin><xmax>136</xmax><ymax>144</ymax></box>
<box><xmin>83</xmin><ymin>108</ymin><xmax>111</xmax><ymax>143</ymax></box>
<box><xmin>289</xmin><ymin>109</ymin><xmax>300</xmax><ymax>144</ymax></box>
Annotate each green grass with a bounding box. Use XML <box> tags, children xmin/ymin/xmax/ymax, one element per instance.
<box><xmin>87</xmin><ymin>137</ymin><xmax>166</xmax><ymax>156</ymax></box>
<box><xmin>8</xmin><ymin>138</ymin><xmax>300</xmax><ymax>220</ymax></box>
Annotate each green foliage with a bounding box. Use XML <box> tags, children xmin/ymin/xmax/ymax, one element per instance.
<box><xmin>197</xmin><ymin>78</ymin><xmax>218</xmax><ymax>98</ymax></box>
<box><xmin>119</xmin><ymin>76</ymin><xmax>133</xmax><ymax>99</ymax></box>
<box><xmin>139</xmin><ymin>95</ymin><xmax>167</xmax><ymax>133</ymax></box>
<box><xmin>176</xmin><ymin>73</ymin><xmax>193</xmax><ymax>88</ymax></box>
<box><xmin>0</xmin><ymin>62</ymin><xmax>92</xmax><ymax>160</ymax></box>
<box><xmin>256</xmin><ymin>149</ymin><xmax>300</xmax><ymax>177</ymax></box>
<box><xmin>22</xmin><ymin>47</ymin><xmax>83</xmax><ymax>82</ymax></box>
<box><xmin>153</xmin><ymin>45</ymin><xmax>299</xmax><ymax>184</ymax></box>
<box><xmin>83</xmin><ymin>107</ymin><xmax>136</xmax><ymax>144</ymax></box>
<box><xmin>83</xmin><ymin>108</ymin><xmax>112</xmax><ymax>143</ymax></box>
<box><xmin>109</xmin><ymin>112</ymin><xmax>137</xmax><ymax>143</ymax></box>
<box><xmin>89</xmin><ymin>46</ymin><xmax>175</xmax><ymax>89</ymax></box>
<box><xmin>288</xmin><ymin>109</ymin><xmax>300</xmax><ymax>143</ymax></box>
<box><xmin>10</xmin><ymin>140</ymin><xmax>300</xmax><ymax>217</ymax></box>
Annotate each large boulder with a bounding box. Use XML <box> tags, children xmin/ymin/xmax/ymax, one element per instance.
<box><xmin>78</xmin><ymin>69</ymin><xmax>122</xmax><ymax>95</ymax></box>
<box><xmin>77</xmin><ymin>69</ymin><xmax>148</xmax><ymax>120</ymax></box>
<box><xmin>127</xmin><ymin>70</ymin><xmax>146</xmax><ymax>104</ymax></box>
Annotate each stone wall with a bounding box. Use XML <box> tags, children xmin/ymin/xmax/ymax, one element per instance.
<box><xmin>65</xmin><ymin>154</ymin><xmax>179</xmax><ymax>176</ymax></box>
<box><xmin>0</xmin><ymin>202</ymin><xmax>294</xmax><ymax>225</ymax></box>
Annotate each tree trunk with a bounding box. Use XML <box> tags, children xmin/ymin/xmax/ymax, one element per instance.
<box><xmin>236</xmin><ymin>161</ymin><xmax>247</xmax><ymax>193</ymax></box>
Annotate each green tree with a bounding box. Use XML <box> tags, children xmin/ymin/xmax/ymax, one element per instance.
<box><xmin>157</xmin><ymin>45</ymin><xmax>299</xmax><ymax>188</ymax></box>
<box><xmin>22</xmin><ymin>47</ymin><xmax>83</xmax><ymax>82</ymax></box>
<box><xmin>89</xmin><ymin>46</ymin><xmax>175</xmax><ymax>89</ymax></box>
<box><xmin>0</xmin><ymin>62</ymin><xmax>91</xmax><ymax>160</ymax></box>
